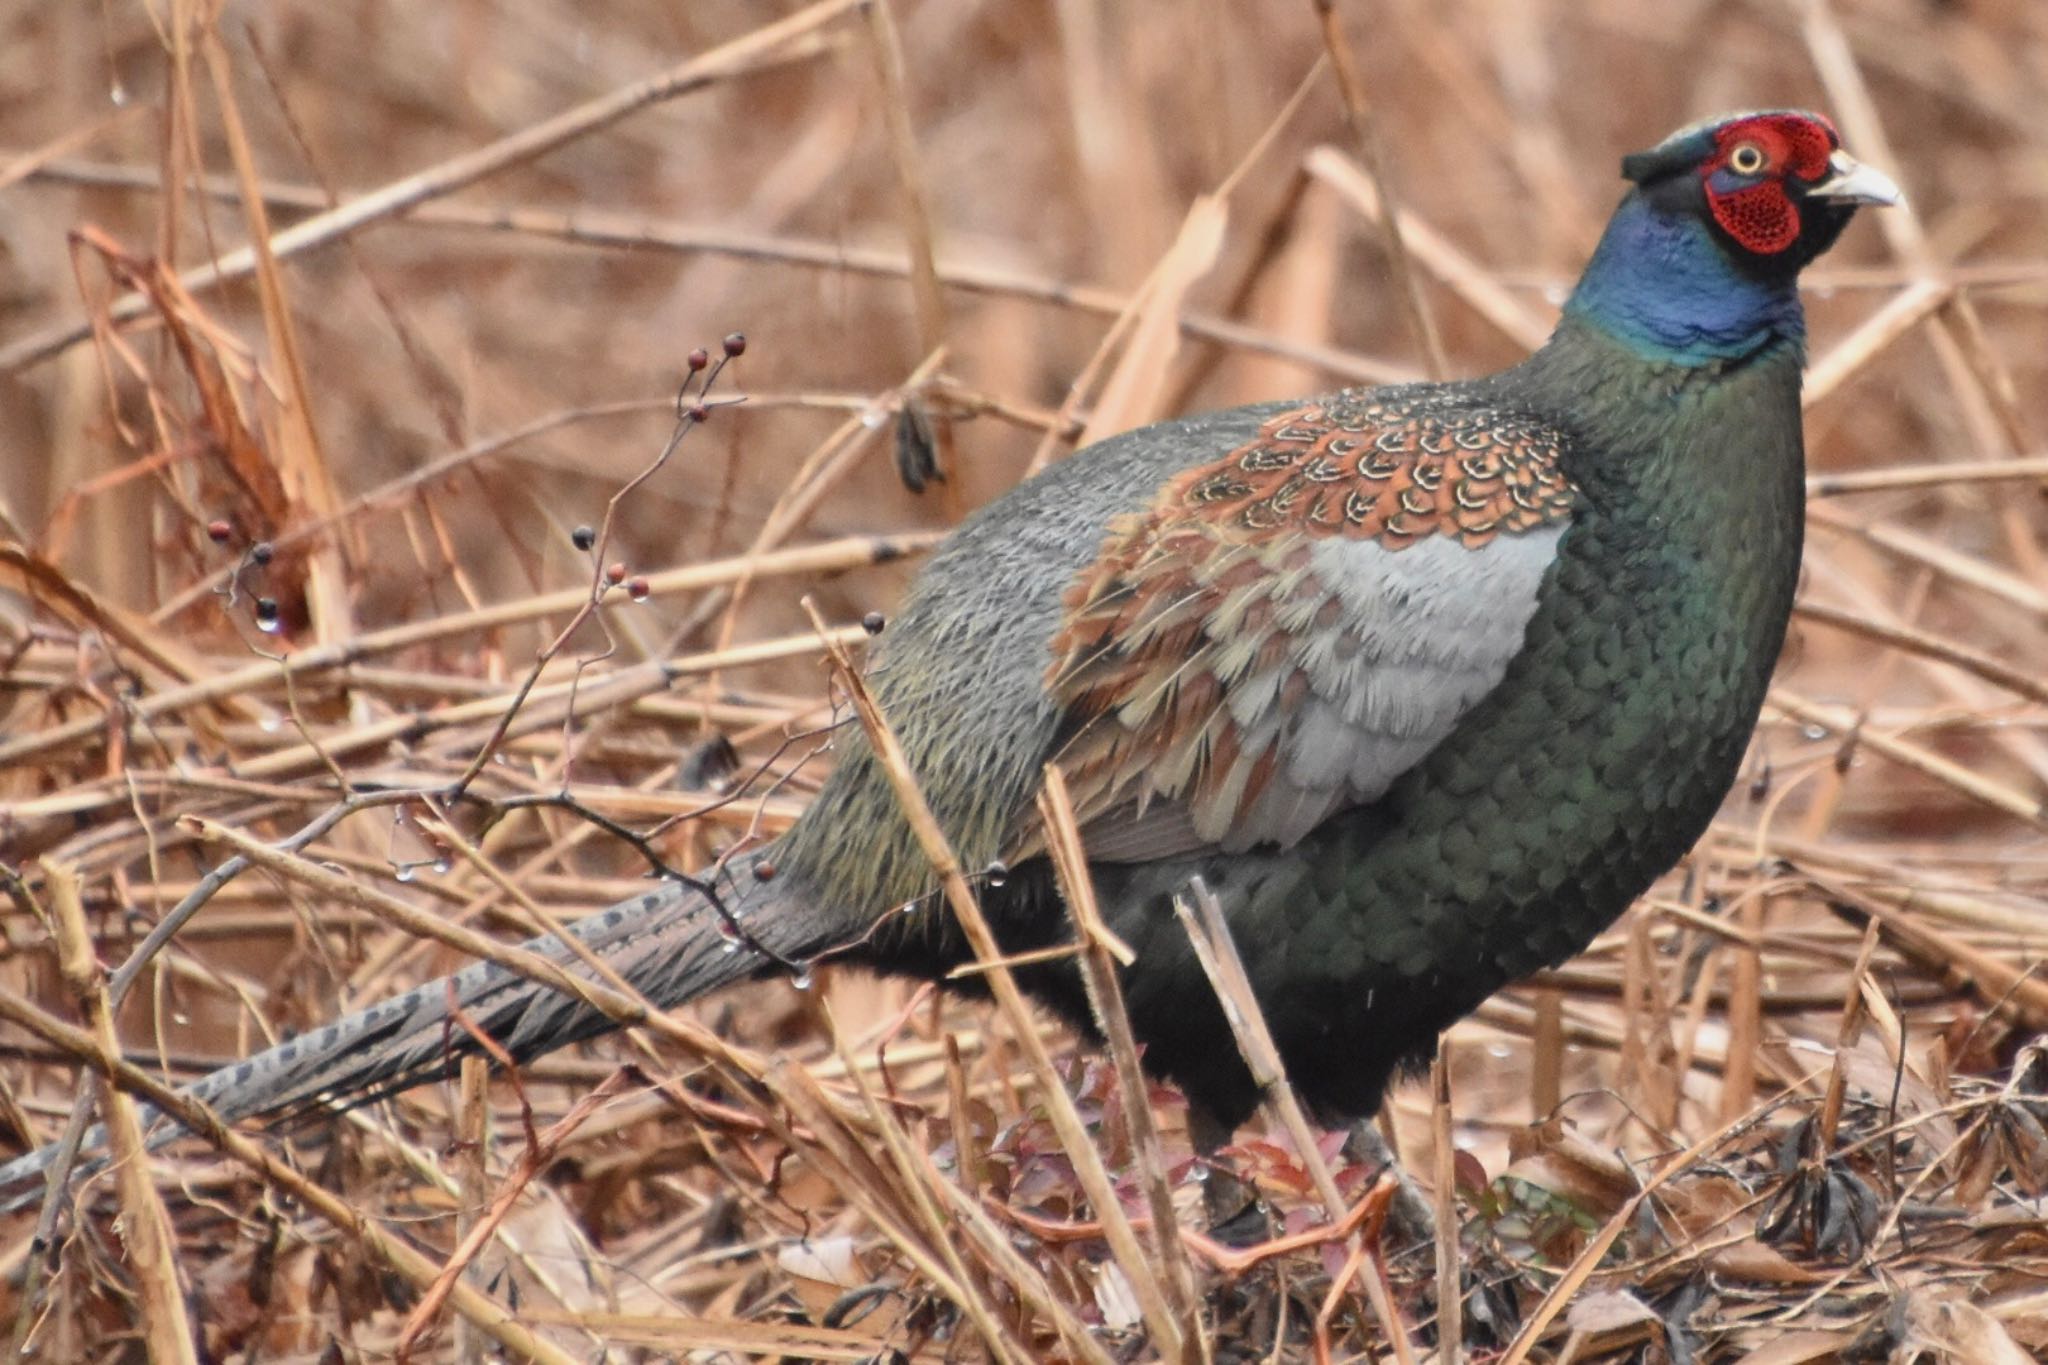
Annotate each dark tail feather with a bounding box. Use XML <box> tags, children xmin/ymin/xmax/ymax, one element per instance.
<box><xmin>0</xmin><ymin>856</ymin><xmax>832</xmax><ymax>1209</ymax></box>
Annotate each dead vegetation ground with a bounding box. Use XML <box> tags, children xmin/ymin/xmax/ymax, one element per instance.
<box><xmin>0</xmin><ymin>1</ymin><xmax>2045</xmax><ymax>1361</ymax></box>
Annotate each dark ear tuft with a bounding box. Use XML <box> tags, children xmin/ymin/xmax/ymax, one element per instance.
<box><xmin>1619</xmin><ymin>118</ymin><xmax>1726</xmax><ymax>187</ymax></box>
<box><xmin>1621</xmin><ymin>134</ymin><xmax>1709</xmax><ymax>186</ymax></box>
<box><xmin>1620</xmin><ymin>150</ymin><xmax>1661</xmax><ymax>184</ymax></box>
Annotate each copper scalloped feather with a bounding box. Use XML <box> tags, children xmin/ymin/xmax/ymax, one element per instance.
<box><xmin>1170</xmin><ymin>390</ymin><xmax>1576</xmax><ymax>548</ymax></box>
<box><xmin>1037</xmin><ymin>391</ymin><xmax>1579</xmax><ymax>860</ymax></box>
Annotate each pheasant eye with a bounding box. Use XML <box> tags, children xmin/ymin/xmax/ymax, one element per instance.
<box><xmin>1728</xmin><ymin>142</ymin><xmax>1767</xmax><ymax>176</ymax></box>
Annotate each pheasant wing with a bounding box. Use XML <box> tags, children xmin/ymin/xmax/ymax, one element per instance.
<box><xmin>1039</xmin><ymin>388</ymin><xmax>1578</xmax><ymax>861</ymax></box>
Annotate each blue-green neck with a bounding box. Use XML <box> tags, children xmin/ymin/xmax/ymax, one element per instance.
<box><xmin>1564</xmin><ymin>193</ymin><xmax>1805</xmax><ymax>367</ymax></box>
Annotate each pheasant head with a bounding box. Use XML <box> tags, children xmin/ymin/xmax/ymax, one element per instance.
<box><xmin>1568</xmin><ymin>109</ymin><xmax>1901</xmax><ymax>365</ymax></box>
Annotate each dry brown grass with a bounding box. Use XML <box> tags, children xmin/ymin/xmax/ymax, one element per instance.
<box><xmin>1</xmin><ymin>1</ymin><xmax>2045</xmax><ymax>1360</ymax></box>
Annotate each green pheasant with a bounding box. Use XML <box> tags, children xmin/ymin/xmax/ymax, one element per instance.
<box><xmin>0</xmin><ymin>110</ymin><xmax>1898</xmax><ymax>1201</ymax></box>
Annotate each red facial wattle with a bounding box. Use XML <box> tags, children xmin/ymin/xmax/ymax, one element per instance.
<box><xmin>1708</xmin><ymin>182</ymin><xmax>1799</xmax><ymax>253</ymax></box>
<box><xmin>1701</xmin><ymin>113</ymin><xmax>1839</xmax><ymax>255</ymax></box>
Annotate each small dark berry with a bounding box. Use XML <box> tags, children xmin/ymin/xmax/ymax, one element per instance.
<box><xmin>249</xmin><ymin>541</ymin><xmax>274</xmax><ymax>566</ymax></box>
<box><xmin>686</xmin><ymin>348</ymin><xmax>709</xmax><ymax>373</ymax></box>
<box><xmin>894</xmin><ymin>400</ymin><xmax>940</xmax><ymax>494</ymax></box>
<box><xmin>688</xmin><ymin>402</ymin><xmax>710</xmax><ymax>423</ymax></box>
<box><xmin>721</xmin><ymin>332</ymin><xmax>746</xmax><ymax>358</ymax></box>
<box><xmin>627</xmin><ymin>576</ymin><xmax>650</xmax><ymax>602</ymax></box>
<box><xmin>861</xmin><ymin>611</ymin><xmax>886</xmax><ymax>636</ymax></box>
<box><xmin>983</xmin><ymin>860</ymin><xmax>1009</xmax><ymax>887</ymax></box>
<box><xmin>571</xmin><ymin>525</ymin><xmax>596</xmax><ymax>551</ymax></box>
<box><xmin>753</xmin><ymin>861</ymin><xmax>777</xmax><ymax>882</ymax></box>
<box><xmin>206</xmin><ymin>519</ymin><xmax>232</xmax><ymax>544</ymax></box>
<box><xmin>254</xmin><ymin>597</ymin><xmax>281</xmax><ymax>633</ymax></box>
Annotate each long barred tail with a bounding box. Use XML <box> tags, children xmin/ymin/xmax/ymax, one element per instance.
<box><xmin>0</xmin><ymin>856</ymin><xmax>830</xmax><ymax>1210</ymax></box>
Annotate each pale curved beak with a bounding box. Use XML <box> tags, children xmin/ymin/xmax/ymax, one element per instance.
<box><xmin>1807</xmin><ymin>149</ymin><xmax>1903</xmax><ymax>206</ymax></box>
